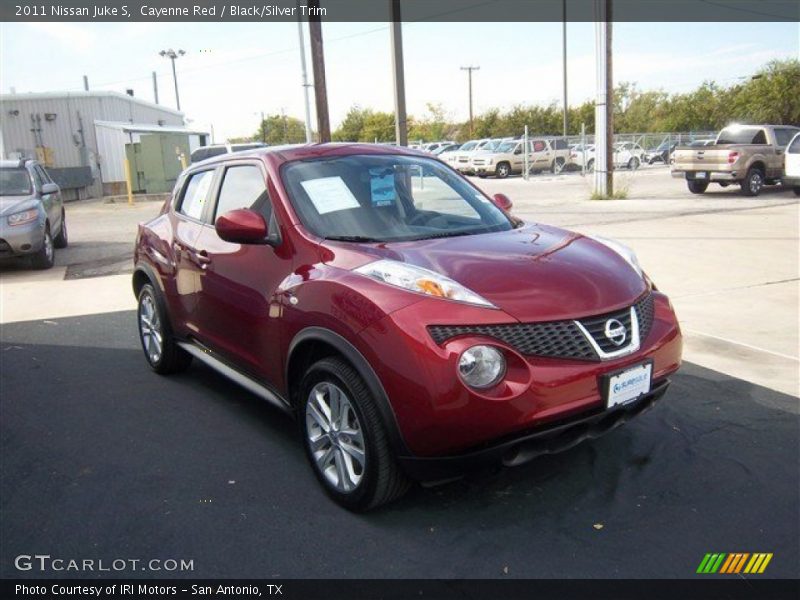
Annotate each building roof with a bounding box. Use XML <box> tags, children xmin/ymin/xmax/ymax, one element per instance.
<box><xmin>0</xmin><ymin>90</ymin><xmax>183</xmax><ymax>117</ymax></box>
<box><xmin>94</xmin><ymin>120</ymin><xmax>209</xmax><ymax>136</ymax></box>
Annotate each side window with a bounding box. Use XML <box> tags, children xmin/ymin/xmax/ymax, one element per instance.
<box><xmin>751</xmin><ymin>130</ymin><xmax>767</xmax><ymax>145</ymax></box>
<box><xmin>214</xmin><ymin>165</ymin><xmax>271</xmax><ymax>222</ymax></box>
<box><xmin>533</xmin><ymin>141</ymin><xmax>546</xmax><ymax>153</ymax></box>
<box><xmin>179</xmin><ymin>170</ymin><xmax>214</xmax><ymax>221</ymax></box>
<box><xmin>788</xmin><ymin>135</ymin><xmax>800</xmax><ymax>154</ymax></box>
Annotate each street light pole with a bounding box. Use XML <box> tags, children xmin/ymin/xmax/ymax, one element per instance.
<box><xmin>562</xmin><ymin>0</ymin><xmax>568</xmax><ymax>137</ymax></box>
<box><xmin>159</xmin><ymin>48</ymin><xmax>186</xmax><ymax>111</ymax></box>
<box><xmin>460</xmin><ymin>65</ymin><xmax>480</xmax><ymax>138</ymax></box>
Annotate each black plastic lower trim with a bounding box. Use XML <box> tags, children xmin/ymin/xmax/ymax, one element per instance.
<box><xmin>397</xmin><ymin>379</ymin><xmax>671</xmax><ymax>482</ymax></box>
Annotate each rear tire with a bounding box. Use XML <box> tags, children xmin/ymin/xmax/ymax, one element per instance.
<box><xmin>627</xmin><ymin>157</ymin><xmax>640</xmax><ymax>170</ymax></box>
<box><xmin>137</xmin><ymin>283</ymin><xmax>192</xmax><ymax>375</ymax></box>
<box><xmin>586</xmin><ymin>159</ymin><xmax>595</xmax><ymax>172</ymax></box>
<box><xmin>794</xmin><ymin>187</ymin><xmax>800</xmax><ymax>196</ymax></box>
<box><xmin>53</xmin><ymin>210</ymin><xmax>68</xmax><ymax>248</ymax></box>
<box><xmin>299</xmin><ymin>357</ymin><xmax>411</xmax><ymax>511</ymax></box>
<box><xmin>687</xmin><ymin>180</ymin><xmax>709</xmax><ymax>194</ymax></box>
<box><xmin>30</xmin><ymin>226</ymin><xmax>54</xmax><ymax>270</ymax></box>
<box><xmin>740</xmin><ymin>167</ymin><xmax>764</xmax><ymax>197</ymax></box>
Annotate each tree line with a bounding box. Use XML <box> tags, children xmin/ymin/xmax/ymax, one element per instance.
<box><xmin>233</xmin><ymin>58</ymin><xmax>799</xmax><ymax>144</ymax></box>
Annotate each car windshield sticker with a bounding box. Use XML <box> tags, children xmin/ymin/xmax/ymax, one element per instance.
<box><xmin>368</xmin><ymin>168</ymin><xmax>397</xmax><ymax>207</ymax></box>
<box><xmin>300</xmin><ymin>176</ymin><xmax>361</xmax><ymax>215</ymax></box>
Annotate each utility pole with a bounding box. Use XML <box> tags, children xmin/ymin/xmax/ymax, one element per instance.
<box><xmin>562</xmin><ymin>0</ymin><xmax>568</xmax><ymax>137</ymax></box>
<box><xmin>308</xmin><ymin>0</ymin><xmax>330</xmax><ymax>143</ymax></box>
<box><xmin>297</xmin><ymin>16</ymin><xmax>314</xmax><ymax>143</ymax></box>
<box><xmin>390</xmin><ymin>0</ymin><xmax>408</xmax><ymax>146</ymax></box>
<box><xmin>159</xmin><ymin>48</ymin><xmax>186</xmax><ymax>111</ymax></box>
<box><xmin>152</xmin><ymin>71</ymin><xmax>159</xmax><ymax>104</ymax></box>
<box><xmin>260</xmin><ymin>111</ymin><xmax>266</xmax><ymax>143</ymax></box>
<box><xmin>460</xmin><ymin>65</ymin><xmax>479</xmax><ymax>137</ymax></box>
<box><xmin>593</xmin><ymin>0</ymin><xmax>613</xmax><ymax>197</ymax></box>
<box><xmin>82</xmin><ymin>75</ymin><xmax>89</xmax><ymax>91</ymax></box>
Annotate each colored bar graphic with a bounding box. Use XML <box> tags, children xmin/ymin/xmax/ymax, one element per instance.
<box><xmin>702</xmin><ymin>553</ymin><xmax>773</xmax><ymax>575</ymax></box>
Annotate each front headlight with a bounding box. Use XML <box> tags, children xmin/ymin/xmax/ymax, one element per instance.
<box><xmin>354</xmin><ymin>259</ymin><xmax>496</xmax><ymax>308</ymax></box>
<box><xmin>458</xmin><ymin>345</ymin><xmax>506</xmax><ymax>389</ymax></box>
<box><xmin>7</xmin><ymin>209</ymin><xmax>39</xmax><ymax>226</ymax></box>
<box><xmin>590</xmin><ymin>235</ymin><xmax>643</xmax><ymax>277</ymax></box>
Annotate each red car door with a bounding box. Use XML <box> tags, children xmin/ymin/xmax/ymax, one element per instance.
<box><xmin>192</xmin><ymin>161</ymin><xmax>292</xmax><ymax>382</ymax></box>
<box><xmin>169</xmin><ymin>168</ymin><xmax>217</xmax><ymax>333</ymax></box>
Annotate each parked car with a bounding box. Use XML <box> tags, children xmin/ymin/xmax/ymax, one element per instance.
<box><xmin>471</xmin><ymin>139</ymin><xmax>528</xmax><ymax>178</ymax></box>
<box><xmin>133</xmin><ymin>143</ymin><xmax>683</xmax><ymax>510</ymax></box>
<box><xmin>672</xmin><ymin>124</ymin><xmax>800</xmax><ymax>196</ymax></box>
<box><xmin>432</xmin><ymin>143</ymin><xmax>461</xmax><ymax>156</ymax></box>
<box><xmin>191</xmin><ymin>142</ymin><xmax>269</xmax><ymax>163</ymax></box>
<box><xmin>526</xmin><ymin>138</ymin><xmax>571</xmax><ymax>174</ymax></box>
<box><xmin>570</xmin><ymin>142</ymin><xmax>643</xmax><ymax>171</ymax></box>
<box><xmin>421</xmin><ymin>141</ymin><xmax>456</xmax><ymax>153</ymax></box>
<box><xmin>452</xmin><ymin>138</ymin><xmax>502</xmax><ymax>174</ymax></box>
<box><xmin>644</xmin><ymin>141</ymin><xmax>678</xmax><ymax>164</ymax></box>
<box><xmin>568</xmin><ymin>144</ymin><xmax>595</xmax><ymax>169</ymax></box>
<box><xmin>784</xmin><ymin>132</ymin><xmax>800</xmax><ymax>196</ymax></box>
<box><xmin>688</xmin><ymin>139</ymin><xmax>715</xmax><ymax>147</ymax></box>
<box><xmin>0</xmin><ymin>159</ymin><xmax>68</xmax><ymax>269</ymax></box>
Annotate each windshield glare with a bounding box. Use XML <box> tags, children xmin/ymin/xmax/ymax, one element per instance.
<box><xmin>496</xmin><ymin>142</ymin><xmax>516</xmax><ymax>153</ymax></box>
<box><xmin>460</xmin><ymin>142</ymin><xmax>477</xmax><ymax>151</ymax></box>
<box><xmin>0</xmin><ymin>168</ymin><xmax>33</xmax><ymax>196</ymax></box>
<box><xmin>282</xmin><ymin>155</ymin><xmax>514</xmax><ymax>243</ymax></box>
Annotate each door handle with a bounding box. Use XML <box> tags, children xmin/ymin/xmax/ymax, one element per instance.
<box><xmin>192</xmin><ymin>249</ymin><xmax>211</xmax><ymax>268</ymax></box>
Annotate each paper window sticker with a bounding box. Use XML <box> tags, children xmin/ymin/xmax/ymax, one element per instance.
<box><xmin>300</xmin><ymin>176</ymin><xmax>361</xmax><ymax>215</ymax></box>
<box><xmin>369</xmin><ymin>168</ymin><xmax>397</xmax><ymax>207</ymax></box>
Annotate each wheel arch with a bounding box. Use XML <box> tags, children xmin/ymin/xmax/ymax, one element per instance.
<box><xmin>286</xmin><ymin>327</ymin><xmax>411</xmax><ymax>456</ymax></box>
<box><xmin>748</xmin><ymin>160</ymin><xmax>766</xmax><ymax>174</ymax></box>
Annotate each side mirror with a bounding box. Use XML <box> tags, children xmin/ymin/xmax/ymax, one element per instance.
<box><xmin>216</xmin><ymin>209</ymin><xmax>276</xmax><ymax>245</ymax></box>
<box><xmin>41</xmin><ymin>182</ymin><xmax>59</xmax><ymax>195</ymax></box>
<box><xmin>492</xmin><ymin>193</ymin><xmax>513</xmax><ymax>212</ymax></box>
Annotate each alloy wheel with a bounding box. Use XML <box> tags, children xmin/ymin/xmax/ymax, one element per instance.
<box><xmin>305</xmin><ymin>381</ymin><xmax>366</xmax><ymax>493</ymax></box>
<box><xmin>750</xmin><ymin>172</ymin><xmax>763</xmax><ymax>195</ymax></box>
<box><xmin>44</xmin><ymin>230</ymin><xmax>54</xmax><ymax>263</ymax></box>
<box><xmin>139</xmin><ymin>293</ymin><xmax>163</xmax><ymax>364</ymax></box>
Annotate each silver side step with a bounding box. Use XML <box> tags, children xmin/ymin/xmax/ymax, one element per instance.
<box><xmin>178</xmin><ymin>342</ymin><xmax>291</xmax><ymax>414</ymax></box>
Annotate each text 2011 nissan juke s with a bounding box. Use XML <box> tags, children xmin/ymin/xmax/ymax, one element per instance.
<box><xmin>133</xmin><ymin>143</ymin><xmax>682</xmax><ymax>510</ymax></box>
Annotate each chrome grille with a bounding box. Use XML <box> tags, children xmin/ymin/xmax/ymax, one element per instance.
<box><xmin>428</xmin><ymin>293</ymin><xmax>655</xmax><ymax>361</ymax></box>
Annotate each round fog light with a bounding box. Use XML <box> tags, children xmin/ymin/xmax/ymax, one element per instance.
<box><xmin>458</xmin><ymin>345</ymin><xmax>506</xmax><ymax>389</ymax></box>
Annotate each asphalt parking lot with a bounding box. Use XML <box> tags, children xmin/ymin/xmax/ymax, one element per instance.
<box><xmin>1</xmin><ymin>167</ymin><xmax>798</xmax><ymax>579</ymax></box>
<box><xmin>1</xmin><ymin>311</ymin><xmax>798</xmax><ymax>578</ymax></box>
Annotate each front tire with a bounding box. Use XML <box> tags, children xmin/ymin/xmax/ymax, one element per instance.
<box><xmin>552</xmin><ymin>157</ymin><xmax>566</xmax><ymax>174</ymax></box>
<box><xmin>495</xmin><ymin>162</ymin><xmax>510</xmax><ymax>179</ymax></box>
<box><xmin>137</xmin><ymin>283</ymin><xmax>192</xmax><ymax>374</ymax></box>
<box><xmin>627</xmin><ymin>157</ymin><xmax>640</xmax><ymax>170</ymax></box>
<box><xmin>741</xmin><ymin>167</ymin><xmax>764</xmax><ymax>197</ymax></box>
<box><xmin>687</xmin><ymin>180</ymin><xmax>709</xmax><ymax>194</ymax></box>
<box><xmin>794</xmin><ymin>187</ymin><xmax>800</xmax><ymax>196</ymax></box>
<box><xmin>300</xmin><ymin>357</ymin><xmax>410</xmax><ymax>511</ymax></box>
<box><xmin>30</xmin><ymin>226</ymin><xmax>54</xmax><ymax>270</ymax></box>
<box><xmin>586</xmin><ymin>158</ymin><xmax>595</xmax><ymax>172</ymax></box>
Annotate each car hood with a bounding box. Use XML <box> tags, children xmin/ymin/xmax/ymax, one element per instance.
<box><xmin>325</xmin><ymin>223</ymin><xmax>648</xmax><ymax>322</ymax></box>
<box><xmin>0</xmin><ymin>195</ymin><xmax>37</xmax><ymax>216</ymax></box>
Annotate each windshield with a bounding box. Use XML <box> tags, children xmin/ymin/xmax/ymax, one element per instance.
<box><xmin>0</xmin><ymin>168</ymin><xmax>33</xmax><ymax>196</ymax></box>
<box><xmin>496</xmin><ymin>141</ymin><xmax>517</xmax><ymax>153</ymax></box>
<box><xmin>459</xmin><ymin>142</ymin><xmax>477</xmax><ymax>151</ymax></box>
<box><xmin>282</xmin><ymin>155</ymin><xmax>514</xmax><ymax>243</ymax></box>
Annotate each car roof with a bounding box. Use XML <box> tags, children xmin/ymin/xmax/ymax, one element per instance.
<box><xmin>191</xmin><ymin>142</ymin><xmax>429</xmax><ymax>168</ymax></box>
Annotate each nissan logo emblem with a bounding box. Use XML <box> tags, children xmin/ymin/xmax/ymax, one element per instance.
<box><xmin>604</xmin><ymin>319</ymin><xmax>627</xmax><ymax>346</ymax></box>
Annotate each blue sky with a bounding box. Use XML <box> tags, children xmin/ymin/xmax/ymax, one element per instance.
<box><xmin>1</xmin><ymin>21</ymin><xmax>797</xmax><ymax>140</ymax></box>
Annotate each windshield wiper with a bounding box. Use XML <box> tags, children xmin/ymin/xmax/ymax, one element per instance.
<box><xmin>408</xmin><ymin>229</ymin><xmax>480</xmax><ymax>241</ymax></box>
<box><xmin>324</xmin><ymin>235</ymin><xmax>383</xmax><ymax>243</ymax></box>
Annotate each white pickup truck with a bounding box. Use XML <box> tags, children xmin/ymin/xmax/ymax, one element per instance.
<box><xmin>671</xmin><ymin>124</ymin><xmax>799</xmax><ymax>196</ymax></box>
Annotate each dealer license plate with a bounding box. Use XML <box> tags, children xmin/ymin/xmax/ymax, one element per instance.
<box><xmin>606</xmin><ymin>363</ymin><xmax>652</xmax><ymax>408</ymax></box>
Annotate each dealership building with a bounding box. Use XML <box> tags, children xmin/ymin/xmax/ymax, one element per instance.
<box><xmin>0</xmin><ymin>91</ymin><xmax>209</xmax><ymax>199</ymax></box>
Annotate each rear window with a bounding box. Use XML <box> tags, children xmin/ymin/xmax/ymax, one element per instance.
<box><xmin>716</xmin><ymin>127</ymin><xmax>767</xmax><ymax>145</ymax></box>
<box><xmin>774</xmin><ymin>128</ymin><xmax>799</xmax><ymax>148</ymax></box>
<box><xmin>0</xmin><ymin>168</ymin><xmax>33</xmax><ymax>196</ymax></box>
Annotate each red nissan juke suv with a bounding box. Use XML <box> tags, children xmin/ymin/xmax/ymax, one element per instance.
<box><xmin>133</xmin><ymin>143</ymin><xmax>682</xmax><ymax>510</ymax></box>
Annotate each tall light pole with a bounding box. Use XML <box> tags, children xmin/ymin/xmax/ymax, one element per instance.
<box><xmin>308</xmin><ymin>0</ymin><xmax>331</xmax><ymax>143</ymax></box>
<box><xmin>297</xmin><ymin>18</ymin><xmax>314</xmax><ymax>143</ymax></box>
<box><xmin>390</xmin><ymin>0</ymin><xmax>408</xmax><ymax>147</ymax></box>
<box><xmin>562</xmin><ymin>0</ymin><xmax>568</xmax><ymax>137</ymax></box>
<box><xmin>159</xmin><ymin>48</ymin><xmax>186</xmax><ymax>111</ymax></box>
<box><xmin>460</xmin><ymin>65</ymin><xmax>480</xmax><ymax>137</ymax></box>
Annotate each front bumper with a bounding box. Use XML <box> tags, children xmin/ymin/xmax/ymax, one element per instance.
<box><xmin>0</xmin><ymin>215</ymin><xmax>46</xmax><ymax>258</ymax></box>
<box><xmin>358</xmin><ymin>291</ymin><xmax>682</xmax><ymax>459</ymax></box>
<box><xmin>473</xmin><ymin>164</ymin><xmax>497</xmax><ymax>175</ymax></box>
<box><xmin>398</xmin><ymin>378</ymin><xmax>670</xmax><ymax>481</ymax></box>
